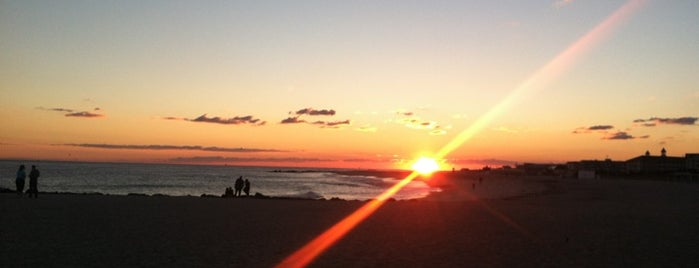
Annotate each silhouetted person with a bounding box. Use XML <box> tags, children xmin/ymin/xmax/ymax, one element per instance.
<box><xmin>15</xmin><ymin>165</ymin><xmax>26</xmax><ymax>196</ymax></box>
<box><xmin>234</xmin><ymin>176</ymin><xmax>244</xmax><ymax>197</ymax></box>
<box><xmin>224</xmin><ymin>187</ymin><xmax>234</xmax><ymax>197</ymax></box>
<box><xmin>28</xmin><ymin>165</ymin><xmax>40</xmax><ymax>198</ymax></box>
<box><xmin>243</xmin><ymin>179</ymin><xmax>250</xmax><ymax>196</ymax></box>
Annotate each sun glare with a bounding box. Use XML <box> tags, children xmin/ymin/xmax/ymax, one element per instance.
<box><xmin>411</xmin><ymin>157</ymin><xmax>440</xmax><ymax>175</ymax></box>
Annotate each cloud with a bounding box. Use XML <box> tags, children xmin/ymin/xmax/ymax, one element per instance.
<box><xmin>588</xmin><ymin>125</ymin><xmax>614</xmax><ymax>130</ymax></box>
<box><xmin>573</xmin><ymin>124</ymin><xmax>614</xmax><ymax>134</ymax></box>
<box><xmin>399</xmin><ymin>118</ymin><xmax>439</xmax><ymax>130</ymax></box>
<box><xmin>429</xmin><ymin>129</ymin><xmax>447</xmax><ymax>136</ymax></box>
<box><xmin>190</xmin><ymin>114</ymin><xmax>265</xmax><ymax>125</ymax></box>
<box><xmin>170</xmin><ymin>156</ymin><xmax>333</xmax><ymax>163</ymax></box>
<box><xmin>324</xmin><ymin>120</ymin><xmax>351</xmax><ymax>127</ymax></box>
<box><xmin>165</xmin><ymin>114</ymin><xmax>266</xmax><ymax>126</ymax></box>
<box><xmin>634</xmin><ymin>117</ymin><xmax>698</xmax><ymax>126</ymax></box>
<box><xmin>295</xmin><ymin>108</ymin><xmax>336</xmax><ymax>116</ymax></box>
<box><xmin>65</xmin><ymin>111</ymin><xmax>105</xmax><ymax>118</ymax></box>
<box><xmin>40</xmin><ymin>107</ymin><xmax>75</xmax><ymax>113</ymax></box>
<box><xmin>162</xmin><ymin>116</ymin><xmax>186</xmax><ymax>121</ymax></box>
<box><xmin>309</xmin><ymin>120</ymin><xmax>351</xmax><ymax>128</ymax></box>
<box><xmin>281</xmin><ymin>108</ymin><xmax>350</xmax><ymax>128</ymax></box>
<box><xmin>394</xmin><ymin>112</ymin><xmax>447</xmax><ymax>135</ymax></box>
<box><xmin>62</xmin><ymin>143</ymin><xmax>287</xmax><ymax>153</ymax></box>
<box><xmin>394</xmin><ymin>110</ymin><xmax>414</xmax><ymax>116</ymax></box>
<box><xmin>602</xmin><ymin>131</ymin><xmax>649</xmax><ymax>140</ymax></box>
<box><xmin>281</xmin><ymin>116</ymin><xmax>305</xmax><ymax>124</ymax></box>
<box><xmin>38</xmin><ymin>107</ymin><xmax>105</xmax><ymax>118</ymax></box>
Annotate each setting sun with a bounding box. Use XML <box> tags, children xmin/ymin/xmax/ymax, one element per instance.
<box><xmin>411</xmin><ymin>157</ymin><xmax>440</xmax><ymax>175</ymax></box>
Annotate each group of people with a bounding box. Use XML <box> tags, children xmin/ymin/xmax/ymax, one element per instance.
<box><xmin>15</xmin><ymin>165</ymin><xmax>40</xmax><ymax>198</ymax></box>
<box><xmin>224</xmin><ymin>176</ymin><xmax>251</xmax><ymax>197</ymax></box>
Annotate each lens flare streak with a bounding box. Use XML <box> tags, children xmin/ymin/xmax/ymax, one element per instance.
<box><xmin>276</xmin><ymin>1</ymin><xmax>645</xmax><ymax>267</ymax></box>
<box><xmin>276</xmin><ymin>172</ymin><xmax>420</xmax><ymax>268</ymax></box>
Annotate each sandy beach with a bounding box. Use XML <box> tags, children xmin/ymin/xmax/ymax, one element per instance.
<box><xmin>2</xmin><ymin>173</ymin><xmax>698</xmax><ymax>267</ymax></box>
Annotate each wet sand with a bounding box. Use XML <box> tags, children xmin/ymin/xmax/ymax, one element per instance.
<box><xmin>1</xmin><ymin>173</ymin><xmax>698</xmax><ymax>267</ymax></box>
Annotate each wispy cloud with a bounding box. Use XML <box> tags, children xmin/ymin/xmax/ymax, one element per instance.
<box><xmin>573</xmin><ymin>124</ymin><xmax>614</xmax><ymax>134</ymax></box>
<box><xmin>429</xmin><ymin>129</ymin><xmax>447</xmax><ymax>136</ymax></box>
<box><xmin>588</xmin><ymin>125</ymin><xmax>614</xmax><ymax>130</ymax></box>
<box><xmin>281</xmin><ymin>117</ymin><xmax>352</xmax><ymax>128</ymax></box>
<box><xmin>295</xmin><ymin>108</ymin><xmax>336</xmax><ymax>116</ymax></box>
<box><xmin>37</xmin><ymin>107</ymin><xmax>105</xmax><ymax>118</ymax></box>
<box><xmin>320</xmin><ymin>120</ymin><xmax>351</xmax><ymax>127</ymax></box>
<box><xmin>634</xmin><ymin>117</ymin><xmax>698</xmax><ymax>126</ymax></box>
<box><xmin>394</xmin><ymin>110</ymin><xmax>414</xmax><ymax>117</ymax></box>
<box><xmin>602</xmin><ymin>131</ymin><xmax>649</xmax><ymax>140</ymax></box>
<box><xmin>396</xmin><ymin>116</ymin><xmax>446</xmax><ymax>135</ymax></box>
<box><xmin>190</xmin><ymin>114</ymin><xmax>265</xmax><ymax>125</ymax></box>
<box><xmin>164</xmin><ymin>114</ymin><xmax>266</xmax><ymax>126</ymax></box>
<box><xmin>43</xmin><ymin>107</ymin><xmax>75</xmax><ymax>113</ymax></box>
<box><xmin>62</xmin><ymin>143</ymin><xmax>287</xmax><ymax>153</ymax></box>
<box><xmin>280</xmin><ymin>107</ymin><xmax>350</xmax><ymax>128</ymax></box>
<box><xmin>170</xmin><ymin>156</ymin><xmax>333</xmax><ymax>163</ymax></box>
<box><xmin>281</xmin><ymin>116</ymin><xmax>305</xmax><ymax>124</ymax></box>
<box><xmin>65</xmin><ymin>111</ymin><xmax>105</xmax><ymax>118</ymax></box>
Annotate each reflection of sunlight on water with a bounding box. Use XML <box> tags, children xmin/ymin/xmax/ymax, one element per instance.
<box><xmin>276</xmin><ymin>173</ymin><xmax>432</xmax><ymax>200</ymax></box>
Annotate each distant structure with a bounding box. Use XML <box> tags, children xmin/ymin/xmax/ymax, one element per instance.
<box><xmin>462</xmin><ymin>148</ymin><xmax>698</xmax><ymax>181</ymax></box>
<box><xmin>626</xmin><ymin>148</ymin><xmax>685</xmax><ymax>174</ymax></box>
<box><xmin>565</xmin><ymin>148</ymin><xmax>698</xmax><ymax>180</ymax></box>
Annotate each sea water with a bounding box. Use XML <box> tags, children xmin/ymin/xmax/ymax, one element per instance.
<box><xmin>0</xmin><ymin>160</ymin><xmax>432</xmax><ymax>200</ymax></box>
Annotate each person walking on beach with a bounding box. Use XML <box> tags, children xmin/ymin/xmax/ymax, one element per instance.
<box><xmin>15</xmin><ymin>165</ymin><xmax>26</xmax><ymax>196</ymax></box>
<box><xmin>28</xmin><ymin>165</ymin><xmax>40</xmax><ymax>198</ymax></box>
<box><xmin>234</xmin><ymin>176</ymin><xmax>244</xmax><ymax>197</ymax></box>
<box><xmin>243</xmin><ymin>179</ymin><xmax>250</xmax><ymax>196</ymax></box>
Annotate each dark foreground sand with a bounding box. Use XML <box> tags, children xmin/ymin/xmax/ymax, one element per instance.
<box><xmin>2</xmin><ymin>174</ymin><xmax>698</xmax><ymax>267</ymax></box>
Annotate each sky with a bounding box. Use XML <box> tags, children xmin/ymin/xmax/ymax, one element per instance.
<box><xmin>1</xmin><ymin>0</ymin><xmax>697</xmax><ymax>170</ymax></box>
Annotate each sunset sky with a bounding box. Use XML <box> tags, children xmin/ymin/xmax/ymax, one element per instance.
<box><xmin>1</xmin><ymin>0</ymin><xmax>697</xmax><ymax>169</ymax></box>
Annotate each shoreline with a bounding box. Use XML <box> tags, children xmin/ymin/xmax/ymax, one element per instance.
<box><xmin>0</xmin><ymin>170</ymin><xmax>553</xmax><ymax>201</ymax></box>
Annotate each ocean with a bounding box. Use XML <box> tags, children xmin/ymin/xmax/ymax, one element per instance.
<box><xmin>1</xmin><ymin>160</ymin><xmax>433</xmax><ymax>200</ymax></box>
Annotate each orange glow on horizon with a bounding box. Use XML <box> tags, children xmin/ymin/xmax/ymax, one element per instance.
<box><xmin>277</xmin><ymin>1</ymin><xmax>645</xmax><ymax>267</ymax></box>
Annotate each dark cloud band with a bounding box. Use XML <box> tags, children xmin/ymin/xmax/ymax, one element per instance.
<box><xmin>170</xmin><ymin>156</ymin><xmax>333</xmax><ymax>163</ymax></box>
<box><xmin>634</xmin><ymin>117</ymin><xmax>698</xmax><ymax>126</ymax></box>
<box><xmin>295</xmin><ymin>108</ymin><xmax>336</xmax><ymax>116</ymax></box>
<box><xmin>164</xmin><ymin>114</ymin><xmax>266</xmax><ymax>126</ymax></box>
<box><xmin>62</xmin><ymin>143</ymin><xmax>286</xmax><ymax>153</ymax></box>
<box><xmin>602</xmin><ymin>131</ymin><xmax>649</xmax><ymax>140</ymax></box>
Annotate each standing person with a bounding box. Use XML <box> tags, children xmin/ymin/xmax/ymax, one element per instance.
<box><xmin>15</xmin><ymin>165</ymin><xmax>26</xmax><ymax>196</ymax></box>
<box><xmin>28</xmin><ymin>165</ymin><xmax>40</xmax><ymax>198</ymax></box>
<box><xmin>234</xmin><ymin>176</ymin><xmax>244</xmax><ymax>197</ymax></box>
<box><xmin>243</xmin><ymin>179</ymin><xmax>250</xmax><ymax>197</ymax></box>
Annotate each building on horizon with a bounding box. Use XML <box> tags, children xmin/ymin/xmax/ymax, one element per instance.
<box><xmin>565</xmin><ymin>148</ymin><xmax>698</xmax><ymax>180</ymax></box>
<box><xmin>626</xmin><ymin>148</ymin><xmax>686</xmax><ymax>174</ymax></box>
